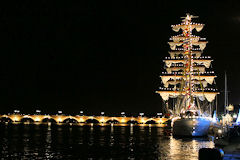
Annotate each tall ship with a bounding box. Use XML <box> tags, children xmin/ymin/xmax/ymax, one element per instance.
<box><xmin>156</xmin><ymin>14</ymin><xmax>219</xmax><ymax>136</ymax></box>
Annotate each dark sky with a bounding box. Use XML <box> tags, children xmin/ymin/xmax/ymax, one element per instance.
<box><xmin>1</xmin><ymin>0</ymin><xmax>240</xmax><ymax>115</ymax></box>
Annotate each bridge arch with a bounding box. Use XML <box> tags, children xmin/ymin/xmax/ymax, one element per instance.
<box><xmin>85</xmin><ymin>118</ymin><xmax>100</xmax><ymax>123</ymax></box>
<box><xmin>62</xmin><ymin>118</ymin><xmax>78</xmax><ymax>123</ymax></box>
<box><xmin>106</xmin><ymin>118</ymin><xmax>120</xmax><ymax>124</ymax></box>
<box><xmin>0</xmin><ymin>116</ymin><xmax>13</xmax><ymax>122</ymax></box>
<box><xmin>49</xmin><ymin>116</ymin><xmax>76</xmax><ymax>123</ymax></box>
<box><xmin>20</xmin><ymin>117</ymin><xmax>35</xmax><ymax>123</ymax></box>
<box><xmin>127</xmin><ymin>120</ymin><xmax>139</xmax><ymax>124</ymax></box>
<box><xmin>41</xmin><ymin>117</ymin><xmax>57</xmax><ymax>123</ymax></box>
<box><xmin>145</xmin><ymin>119</ymin><xmax>157</xmax><ymax>124</ymax></box>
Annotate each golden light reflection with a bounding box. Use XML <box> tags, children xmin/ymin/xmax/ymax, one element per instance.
<box><xmin>110</xmin><ymin>124</ymin><xmax>114</xmax><ymax>133</ymax></box>
<box><xmin>166</xmin><ymin>137</ymin><xmax>215</xmax><ymax>160</ymax></box>
<box><xmin>169</xmin><ymin>137</ymin><xmax>181</xmax><ymax>159</ymax></box>
<box><xmin>34</xmin><ymin>117</ymin><xmax>40</xmax><ymax>122</ymax></box>
<box><xmin>79</xmin><ymin>117</ymin><xmax>84</xmax><ymax>123</ymax></box>
<box><xmin>100</xmin><ymin>118</ymin><xmax>105</xmax><ymax>123</ymax></box>
<box><xmin>140</xmin><ymin>118</ymin><xmax>145</xmax><ymax>124</ymax></box>
<box><xmin>130</xmin><ymin>124</ymin><xmax>133</xmax><ymax>135</ymax></box>
<box><xmin>120</xmin><ymin>118</ymin><xmax>126</xmax><ymax>123</ymax></box>
<box><xmin>57</xmin><ymin>118</ymin><xmax>62</xmax><ymax>123</ymax></box>
<box><xmin>13</xmin><ymin>116</ymin><xmax>20</xmax><ymax>122</ymax></box>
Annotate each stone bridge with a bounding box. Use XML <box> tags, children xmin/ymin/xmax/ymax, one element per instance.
<box><xmin>0</xmin><ymin>114</ymin><xmax>169</xmax><ymax>124</ymax></box>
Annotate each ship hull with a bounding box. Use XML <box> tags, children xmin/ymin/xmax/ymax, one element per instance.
<box><xmin>173</xmin><ymin>118</ymin><xmax>211</xmax><ymax>137</ymax></box>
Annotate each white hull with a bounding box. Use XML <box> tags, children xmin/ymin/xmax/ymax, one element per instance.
<box><xmin>173</xmin><ymin>117</ymin><xmax>211</xmax><ymax>137</ymax></box>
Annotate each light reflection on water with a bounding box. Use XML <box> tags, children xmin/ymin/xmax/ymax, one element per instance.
<box><xmin>0</xmin><ymin>123</ymin><xmax>214</xmax><ymax>159</ymax></box>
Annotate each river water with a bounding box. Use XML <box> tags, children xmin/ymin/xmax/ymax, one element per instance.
<box><xmin>0</xmin><ymin>123</ymin><xmax>215</xmax><ymax>159</ymax></box>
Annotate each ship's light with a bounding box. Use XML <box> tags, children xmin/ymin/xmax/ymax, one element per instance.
<box><xmin>218</xmin><ymin>129</ymin><xmax>222</xmax><ymax>134</ymax></box>
<box><xmin>233</xmin><ymin>114</ymin><xmax>237</xmax><ymax>119</ymax></box>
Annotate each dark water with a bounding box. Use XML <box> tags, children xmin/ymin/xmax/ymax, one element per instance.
<box><xmin>0</xmin><ymin>123</ymin><xmax>214</xmax><ymax>160</ymax></box>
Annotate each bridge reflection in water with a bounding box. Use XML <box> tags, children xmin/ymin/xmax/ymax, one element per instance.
<box><xmin>0</xmin><ymin>114</ymin><xmax>169</xmax><ymax>125</ymax></box>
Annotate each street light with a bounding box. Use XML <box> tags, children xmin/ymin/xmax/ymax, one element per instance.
<box><xmin>14</xmin><ymin>110</ymin><xmax>20</xmax><ymax>114</ymax></box>
<box><xmin>36</xmin><ymin>110</ymin><xmax>41</xmax><ymax>114</ymax></box>
<box><xmin>80</xmin><ymin>111</ymin><xmax>84</xmax><ymax>116</ymax></box>
<box><xmin>58</xmin><ymin>111</ymin><xmax>62</xmax><ymax>115</ymax></box>
<box><xmin>101</xmin><ymin>112</ymin><xmax>105</xmax><ymax>116</ymax></box>
<box><xmin>157</xmin><ymin>113</ymin><xmax>162</xmax><ymax>117</ymax></box>
<box><xmin>139</xmin><ymin>113</ymin><xmax>144</xmax><ymax>117</ymax></box>
<box><xmin>121</xmin><ymin>112</ymin><xmax>125</xmax><ymax>117</ymax></box>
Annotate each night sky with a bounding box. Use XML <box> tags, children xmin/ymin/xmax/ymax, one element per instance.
<box><xmin>1</xmin><ymin>0</ymin><xmax>240</xmax><ymax>116</ymax></box>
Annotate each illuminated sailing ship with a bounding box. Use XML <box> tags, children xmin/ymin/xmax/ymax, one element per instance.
<box><xmin>156</xmin><ymin>14</ymin><xmax>219</xmax><ymax>136</ymax></box>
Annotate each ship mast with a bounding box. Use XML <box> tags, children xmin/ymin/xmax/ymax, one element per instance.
<box><xmin>156</xmin><ymin>14</ymin><xmax>219</xmax><ymax>115</ymax></box>
<box><xmin>183</xmin><ymin>14</ymin><xmax>194</xmax><ymax>110</ymax></box>
<box><xmin>224</xmin><ymin>71</ymin><xmax>228</xmax><ymax>114</ymax></box>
